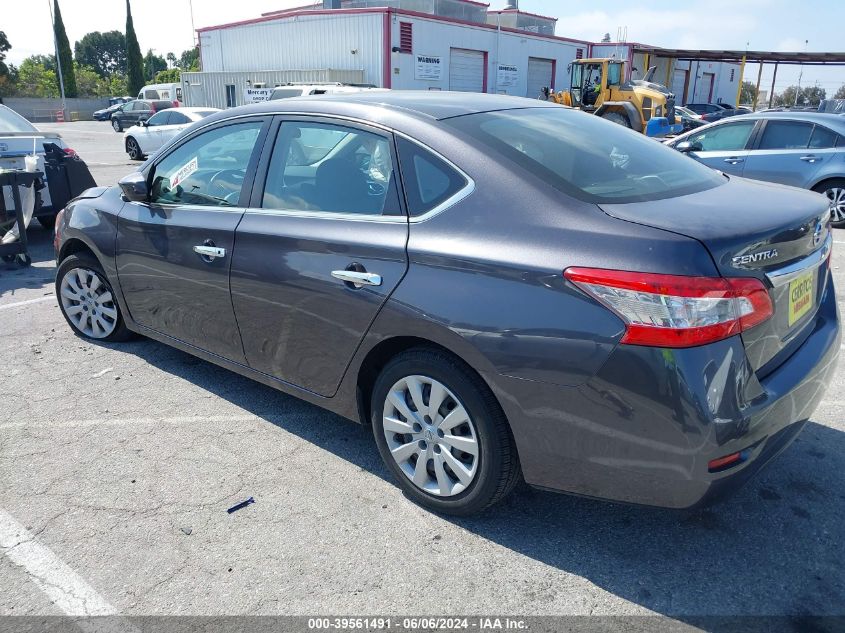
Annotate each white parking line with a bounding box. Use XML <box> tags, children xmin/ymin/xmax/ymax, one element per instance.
<box><xmin>0</xmin><ymin>508</ymin><xmax>117</xmax><ymax>616</ymax></box>
<box><xmin>0</xmin><ymin>295</ymin><xmax>56</xmax><ymax>311</ymax></box>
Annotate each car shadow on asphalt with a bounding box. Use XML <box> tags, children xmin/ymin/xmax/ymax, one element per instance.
<box><xmin>0</xmin><ymin>223</ymin><xmax>57</xmax><ymax>295</ymax></box>
<box><xmin>107</xmin><ymin>336</ymin><xmax>845</xmax><ymax>621</ymax></box>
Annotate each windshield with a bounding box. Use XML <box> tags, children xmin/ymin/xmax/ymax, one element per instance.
<box><xmin>0</xmin><ymin>106</ymin><xmax>38</xmax><ymax>133</ymax></box>
<box><xmin>445</xmin><ymin>108</ymin><xmax>725</xmax><ymax>204</ymax></box>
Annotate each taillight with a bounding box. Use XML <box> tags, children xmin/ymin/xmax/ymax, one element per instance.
<box><xmin>63</xmin><ymin>148</ymin><xmax>78</xmax><ymax>159</ymax></box>
<box><xmin>564</xmin><ymin>268</ymin><xmax>774</xmax><ymax>348</ymax></box>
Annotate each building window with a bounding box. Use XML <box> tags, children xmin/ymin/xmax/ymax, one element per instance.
<box><xmin>225</xmin><ymin>84</ymin><xmax>236</xmax><ymax>108</ymax></box>
<box><xmin>576</xmin><ymin>48</ymin><xmax>584</xmax><ymax>60</ymax></box>
<box><xmin>399</xmin><ymin>22</ymin><xmax>413</xmax><ymax>54</ymax></box>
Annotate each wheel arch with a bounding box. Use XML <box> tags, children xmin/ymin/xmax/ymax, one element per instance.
<box><xmin>595</xmin><ymin>101</ymin><xmax>643</xmax><ymax>132</ymax></box>
<box><xmin>58</xmin><ymin>236</ymin><xmax>99</xmax><ymax>265</ymax></box>
<box><xmin>809</xmin><ymin>175</ymin><xmax>845</xmax><ymax>193</ymax></box>
<box><xmin>355</xmin><ymin>336</ymin><xmax>508</xmax><ymax>439</ymax></box>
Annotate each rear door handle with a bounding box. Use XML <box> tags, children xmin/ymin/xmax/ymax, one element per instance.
<box><xmin>193</xmin><ymin>245</ymin><xmax>226</xmax><ymax>260</ymax></box>
<box><xmin>723</xmin><ymin>157</ymin><xmax>744</xmax><ymax>165</ymax></box>
<box><xmin>331</xmin><ymin>270</ymin><xmax>382</xmax><ymax>287</ymax></box>
<box><xmin>800</xmin><ymin>155</ymin><xmax>819</xmax><ymax>163</ymax></box>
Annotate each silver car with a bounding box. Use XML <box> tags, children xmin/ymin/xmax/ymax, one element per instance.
<box><xmin>668</xmin><ymin>111</ymin><xmax>845</xmax><ymax>226</ymax></box>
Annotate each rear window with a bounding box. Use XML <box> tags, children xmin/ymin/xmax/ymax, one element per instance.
<box><xmin>0</xmin><ymin>107</ymin><xmax>37</xmax><ymax>133</ymax></box>
<box><xmin>445</xmin><ymin>108</ymin><xmax>725</xmax><ymax>204</ymax></box>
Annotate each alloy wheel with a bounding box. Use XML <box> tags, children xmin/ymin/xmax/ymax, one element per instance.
<box><xmin>826</xmin><ymin>187</ymin><xmax>845</xmax><ymax>223</ymax></box>
<box><xmin>59</xmin><ymin>267</ymin><xmax>119</xmax><ymax>339</ymax></box>
<box><xmin>382</xmin><ymin>375</ymin><xmax>479</xmax><ymax>497</ymax></box>
<box><xmin>127</xmin><ymin>138</ymin><xmax>141</xmax><ymax>160</ymax></box>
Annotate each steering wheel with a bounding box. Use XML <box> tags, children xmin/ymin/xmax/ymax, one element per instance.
<box><xmin>208</xmin><ymin>169</ymin><xmax>245</xmax><ymax>200</ymax></box>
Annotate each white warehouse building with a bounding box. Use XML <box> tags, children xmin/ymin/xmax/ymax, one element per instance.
<box><xmin>185</xmin><ymin>0</ymin><xmax>741</xmax><ymax>110</ymax></box>
<box><xmin>187</xmin><ymin>0</ymin><xmax>590</xmax><ymax>108</ymax></box>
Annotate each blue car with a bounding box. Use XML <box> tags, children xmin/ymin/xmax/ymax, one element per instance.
<box><xmin>669</xmin><ymin>111</ymin><xmax>845</xmax><ymax>226</ymax></box>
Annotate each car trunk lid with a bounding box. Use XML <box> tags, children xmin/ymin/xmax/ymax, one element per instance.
<box><xmin>599</xmin><ymin>176</ymin><xmax>832</xmax><ymax>372</ymax></box>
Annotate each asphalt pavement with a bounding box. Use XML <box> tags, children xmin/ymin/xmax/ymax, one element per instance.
<box><xmin>1</xmin><ymin>121</ymin><xmax>844</xmax><ymax>625</ymax></box>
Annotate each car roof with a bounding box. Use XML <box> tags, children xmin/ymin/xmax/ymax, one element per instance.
<box><xmin>225</xmin><ymin>91</ymin><xmax>560</xmax><ymax>122</ymax></box>
<box><xmin>179</xmin><ymin>107</ymin><xmax>221</xmax><ymax>119</ymax></box>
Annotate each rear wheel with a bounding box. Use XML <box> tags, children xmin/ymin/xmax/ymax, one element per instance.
<box><xmin>56</xmin><ymin>253</ymin><xmax>133</xmax><ymax>342</ymax></box>
<box><xmin>112</xmin><ymin>118</ymin><xmax>122</xmax><ymax>132</ymax></box>
<box><xmin>813</xmin><ymin>179</ymin><xmax>845</xmax><ymax>227</ymax></box>
<box><xmin>126</xmin><ymin>137</ymin><xmax>143</xmax><ymax>161</ymax></box>
<box><xmin>371</xmin><ymin>348</ymin><xmax>520</xmax><ymax>516</ymax></box>
<box><xmin>601</xmin><ymin>110</ymin><xmax>632</xmax><ymax>128</ymax></box>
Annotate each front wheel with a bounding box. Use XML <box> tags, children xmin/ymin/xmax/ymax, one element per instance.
<box><xmin>601</xmin><ymin>110</ymin><xmax>632</xmax><ymax>128</ymax></box>
<box><xmin>112</xmin><ymin>118</ymin><xmax>122</xmax><ymax>132</ymax></box>
<box><xmin>813</xmin><ymin>179</ymin><xmax>845</xmax><ymax>227</ymax></box>
<box><xmin>56</xmin><ymin>253</ymin><xmax>133</xmax><ymax>342</ymax></box>
<box><xmin>371</xmin><ymin>348</ymin><xmax>520</xmax><ymax>516</ymax></box>
<box><xmin>126</xmin><ymin>137</ymin><xmax>144</xmax><ymax>161</ymax></box>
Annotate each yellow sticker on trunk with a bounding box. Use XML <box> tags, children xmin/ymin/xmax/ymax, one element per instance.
<box><xmin>788</xmin><ymin>271</ymin><xmax>814</xmax><ymax>327</ymax></box>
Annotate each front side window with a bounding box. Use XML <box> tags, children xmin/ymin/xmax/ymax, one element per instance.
<box><xmin>262</xmin><ymin>121</ymin><xmax>401</xmax><ymax>216</ymax></box>
<box><xmin>446</xmin><ymin>107</ymin><xmax>725</xmax><ymax>204</ymax></box>
<box><xmin>145</xmin><ymin>111</ymin><xmax>170</xmax><ymax>127</ymax></box>
<box><xmin>758</xmin><ymin>121</ymin><xmax>814</xmax><ymax>150</ymax></box>
<box><xmin>687</xmin><ymin>121</ymin><xmax>756</xmax><ymax>152</ymax></box>
<box><xmin>607</xmin><ymin>63</ymin><xmax>622</xmax><ymax>85</ymax></box>
<box><xmin>150</xmin><ymin>121</ymin><xmax>263</xmax><ymax>207</ymax></box>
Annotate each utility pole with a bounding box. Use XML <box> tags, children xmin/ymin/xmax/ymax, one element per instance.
<box><xmin>795</xmin><ymin>39</ymin><xmax>808</xmax><ymax>107</ymax></box>
<box><xmin>47</xmin><ymin>0</ymin><xmax>66</xmax><ymax>117</ymax></box>
<box><xmin>188</xmin><ymin>0</ymin><xmax>197</xmax><ymax>46</ymax></box>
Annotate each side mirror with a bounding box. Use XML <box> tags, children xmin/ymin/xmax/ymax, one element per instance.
<box><xmin>140</xmin><ymin>120</ymin><xmax>148</xmax><ymax>127</ymax></box>
<box><xmin>675</xmin><ymin>141</ymin><xmax>702</xmax><ymax>153</ymax></box>
<box><xmin>119</xmin><ymin>171</ymin><xmax>148</xmax><ymax>202</ymax></box>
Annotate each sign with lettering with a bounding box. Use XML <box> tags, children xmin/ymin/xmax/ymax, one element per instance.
<box><xmin>415</xmin><ymin>54</ymin><xmax>443</xmax><ymax>81</ymax></box>
<box><xmin>243</xmin><ymin>88</ymin><xmax>273</xmax><ymax>104</ymax></box>
<box><xmin>497</xmin><ymin>64</ymin><xmax>519</xmax><ymax>89</ymax></box>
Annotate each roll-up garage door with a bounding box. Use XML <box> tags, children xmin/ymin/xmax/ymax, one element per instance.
<box><xmin>450</xmin><ymin>48</ymin><xmax>485</xmax><ymax>92</ymax></box>
<box><xmin>526</xmin><ymin>57</ymin><xmax>554</xmax><ymax>98</ymax></box>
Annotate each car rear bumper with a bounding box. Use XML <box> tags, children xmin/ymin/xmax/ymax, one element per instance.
<box><xmin>489</xmin><ymin>273</ymin><xmax>840</xmax><ymax>509</ymax></box>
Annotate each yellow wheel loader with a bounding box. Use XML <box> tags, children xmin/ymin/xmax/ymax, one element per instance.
<box><xmin>551</xmin><ymin>58</ymin><xmax>682</xmax><ymax>137</ymax></box>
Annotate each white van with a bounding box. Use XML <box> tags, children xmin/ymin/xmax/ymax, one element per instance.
<box><xmin>269</xmin><ymin>83</ymin><xmax>387</xmax><ymax>100</ymax></box>
<box><xmin>137</xmin><ymin>83</ymin><xmax>183</xmax><ymax>104</ymax></box>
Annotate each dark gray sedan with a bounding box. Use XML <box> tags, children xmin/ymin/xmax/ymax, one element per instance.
<box><xmin>53</xmin><ymin>93</ymin><xmax>840</xmax><ymax>515</ymax></box>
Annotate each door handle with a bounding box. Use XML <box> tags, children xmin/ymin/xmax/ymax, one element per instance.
<box><xmin>723</xmin><ymin>157</ymin><xmax>744</xmax><ymax>165</ymax></box>
<box><xmin>800</xmin><ymin>155</ymin><xmax>819</xmax><ymax>163</ymax></box>
<box><xmin>331</xmin><ymin>270</ymin><xmax>382</xmax><ymax>287</ymax></box>
<box><xmin>193</xmin><ymin>245</ymin><xmax>226</xmax><ymax>260</ymax></box>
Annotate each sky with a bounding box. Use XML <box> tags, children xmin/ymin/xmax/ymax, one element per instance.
<box><xmin>2</xmin><ymin>0</ymin><xmax>843</xmax><ymax>97</ymax></box>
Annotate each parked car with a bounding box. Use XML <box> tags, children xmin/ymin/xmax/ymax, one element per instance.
<box><xmin>124</xmin><ymin>107</ymin><xmax>221</xmax><ymax>160</ymax></box>
<box><xmin>685</xmin><ymin>103</ymin><xmax>732</xmax><ymax>115</ymax></box>
<box><xmin>674</xmin><ymin>105</ymin><xmax>707</xmax><ymax>131</ymax></box>
<box><xmin>269</xmin><ymin>83</ymin><xmax>387</xmax><ymax>100</ymax></box>
<box><xmin>701</xmin><ymin>108</ymin><xmax>747</xmax><ymax>123</ymax></box>
<box><xmin>54</xmin><ymin>93</ymin><xmax>839</xmax><ymax>515</ymax></box>
<box><xmin>93</xmin><ymin>102</ymin><xmax>125</xmax><ymax>121</ymax></box>
<box><xmin>110</xmin><ymin>99</ymin><xmax>175</xmax><ymax>132</ymax></box>
<box><xmin>668</xmin><ymin>111</ymin><xmax>845</xmax><ymax>225</ymax></box>
<box><xmin>0</xmin><ymin>105</ymin><xmax>96</xmax><ymax>229</ymax></box>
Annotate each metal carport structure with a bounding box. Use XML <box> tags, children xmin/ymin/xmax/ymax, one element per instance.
<box><xmin>630</xmin><ymin>47</ymin><xmax>845</xmax><ymax>109</ymax></box>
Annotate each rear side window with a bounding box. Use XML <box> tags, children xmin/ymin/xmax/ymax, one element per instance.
<box><xmin>759</xmin><ymin>121</ymin><xmax>813</xmax><ymax>150</ymax></box>
<box><xmin>809</xmin><ymin>125</ymin><xmax>838</xmax><ymax>149</ymax></box>
<box><xmin>446</xmin><ymin>108</ymin><xmax>724</xmax><ymax>204</ymax></box>
<box><xmin>396</xmin><ymin>138</ymin><xmax>467</xmax><ymax>216</ymax></box>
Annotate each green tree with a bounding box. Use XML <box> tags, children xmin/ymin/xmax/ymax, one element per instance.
<box><xmin>125</xmin><ymin>0</ymin><xmax>144</xmax><ymax>95</ymax></box>
<box><xmin>154</xmin><ymin>68</ymin><xmax>181</xmax><ymax>84</ymax></box>
<box><xmin>835</xmin><ymin>85</ymin><xmax>845</xmax><ymax>99</ymax></box>
<box><xmin>802</xmin><ymin>85</ymin><xmax>826</xmax><ymax>107</ymax></box>
<box><xmin>166</xmin><ymin>52</ymin><xmax>177</xmax><ymax>69</ymax></box>
<box><xmin>52</xmin><ymin>0</ymin><xmax>77</xmax><ymax>97</ymax></box>
<box><xmin>0</xmin><ymin>31</ymin><xmax>11</xmax><ymax>77</ymax></box>
<box><xmin>109</xmin><ymin>74</ymin><xmax>128</xmax><ymax>97</ymax></box>
<box><xmin>776</xmin><ymin>84</ymin><xmax>827</xmax><ymax>108</ymax></box>
<box><xmin>143</xmin><ymin>49</ymin><xmax>166</xmax><ymax>81</ymax></box>
<box><xmin>74</xmin><ymin>63</ymin><xmax>112</xmax><ymax>97</ymax></box>
<box><xmin>178</xmin><ymin>47</ymin><xmax>199</xmax><ymax>71</ymax></box>
<box><xmin>16</xmin><ymin>57</ymin><xmax>59</xmax><ymax>97</ymax></box>
<box><xmin>74</xmin><ymin>31</ymin><xmax>127</xmax><ymax>77</ymax></box>
<box><xmin>739</xmin><ymin>80</ymin><xmax>757</xmax><ymax>105</ymax></box>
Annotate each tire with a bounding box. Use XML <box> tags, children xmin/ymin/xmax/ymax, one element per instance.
<box><xmin>37</xmin><ymin>215</ymin><xmax>56</xmax><ymax>231</ymax></box>
<box><xmin>371</xmin><ymin>348</ymin><xmax>520</xmax><ymax>516</ymax></box>
<box><xmin>601</xmin><ymin>110</ymin><xmax>632</xmax><ymax>128</ymax></box>
<box><xmin>112</xmin><ymin>118</ymin><xmax>122</xmax><ymax>132</ymax></box>
<box><xmin>812</xmin><ymin>179</ymin><xmax>845</xmax><ymax>228</ymax></box>
<box><xmin>126</xmin><ymin>137</ymin><xmax>144</xmax><ymax>161</ymax></box>
<box><xmin>55</xmin><ymin>253</ymin><xmax>133</xmax><ymax>342</ymax></box>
